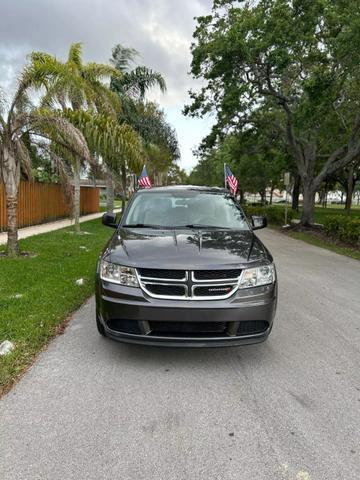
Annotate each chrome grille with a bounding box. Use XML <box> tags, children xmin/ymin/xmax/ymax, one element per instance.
<box><xmin>137</xmin><ymin>268</ymin><xmax>241</xmax><ymax>300</ymax></box>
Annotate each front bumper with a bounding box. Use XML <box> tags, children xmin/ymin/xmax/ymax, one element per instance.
<box><xmin>96</xmin><ymin>279</ymin><xmax>277</xmax><ymax>348</ymax></box>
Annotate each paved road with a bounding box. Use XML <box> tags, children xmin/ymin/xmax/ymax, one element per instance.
<box><xmin>1</xmin><ymin>229</ymin><xmax>359</xmax><ymax>480</ymax></box>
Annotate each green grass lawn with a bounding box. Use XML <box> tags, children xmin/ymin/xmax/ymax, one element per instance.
<box><xmin>271</xmin><ymin>203</ymin><xmax>360</xmax><ymax>223</ymax></box>
<box><xmin>318</xmin><ymin>203</ymin><xmax>360</xmax><ymax>210</ymax></box>
<box><xmin>0</xmin><ymin>219</ymin><xmax>113</xmax><ymax>395</ymax></box>
<box><xmin>305</xmin><ymin>205</ymin><xmax>360</xmax><ymax>223</ymax></box>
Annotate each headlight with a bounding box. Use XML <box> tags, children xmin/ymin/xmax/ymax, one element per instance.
<box><xmin>239</xmin><ymin>264</ymin><xmax>275</xmax><ymax>289</ymax></box>
<box><xmin>100</xmin><ymin>260</ymin><xmax>139</xmax><ymax>287</ymax></box>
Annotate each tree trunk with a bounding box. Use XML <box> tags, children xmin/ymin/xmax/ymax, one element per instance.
<box><xmin>269</xmin><ymin>185</ymin><xmax>274</xmax><ymax>205</ymax></box>
<box><xmin>239</xmin><ymin>188</ymin><xmax>244</xmax><ymax>204</ymax></box>
<box><xmin>345</xmin><ymin>165</ymin><xmax>354</xmax><ymax>214</ymax></box>
<box><xmin>6</xmin><ymin>194</ymin><xmax>19</xmax><ymax>256</ymax></box>
<box><xmin>106</xmin><ymin>170</ymin><xmax>114</xmax><ymax>214</ymax></box>
<box><xmin>73</xmin><ymin>157</ymin><xmax>81</xmax><ymax>233</ymax></box>
<box><xmin>2</xmin><ymin>146</ymin><xmax>21</xmax><ymax>256</ymax></box>
<box><xmin>321</xmin><ymin>184</ymin><xmax>328</xmax><ymax>208</ymax></box>
<box><xmin>300</xmin><ymin>185</ymin><xmax>316</xmax><ymax>226</ymax></box>
<box><xmin>291</xmin><ymin>174</ymin><xmax>300</xmax><ymax>211</ymax></box>
<box><xmin>324</xmin><ymin>190</ymin><xmax>328</xmax><ymax>208</ymax></box>
<box><xmin>121</xmin><ymin>164</ymin><xmax>127</xmax><ymax>212</ymax></box>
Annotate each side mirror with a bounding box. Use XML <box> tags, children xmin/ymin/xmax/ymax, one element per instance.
<box><xmin>102</xmin><ymin>212</ymin><xmax>117</xmax><ymax>228</ymax></box>
<box><xmin>251</xmin><ymin>215</ymin><xmax>267</xmax><ymax>230</ymax></box>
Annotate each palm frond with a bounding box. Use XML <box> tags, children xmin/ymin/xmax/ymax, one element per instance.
<box><xmin>9</xmin><ymin>65</ymin><xmax>37</xmax><ymax>118</ymax></box>
<box><xmin>63</xmin><ymin>108</ymin><xmax>143</xmax><ymax>172</ymax></box>
<box><xmin>0</xmin><ymin>86</ymin><xmax>7</xmax><ymax>117</ymax></box>
<box><xmin>30</xmin><ymin>52</ymin><xmax>66</xmax><ymax>79</ymax></box>
<box><xmin>35</xmin><ymin>140</ymin><xmax>75</xmax><ymax>205</ymax></box>
<box><xmin>29</xmin><ymin>109</ymin><xmax>92</xmax><ymax>164</ymax></box>
<box><xmin>82</xmin><ymin>63</ymin><xmax>122</xmax><ymax>82</ymax></box>
<box><xmin>9</xmin><ymin>54</ymin><xmax>67</xmax><ymax>118</ymax></box>
<box><xmin>68</xmin><ymin>42</ymin><xmax>83</xmax><ymax>68</ymax></box>
<box><xmin>111</xmin><ymin>66</ymin><xmax>166</xmax><ymax>100</ymax></box>
<box><xmin>31</xmin><ymin>44</ymin><xmax>122</xmax><ymax>116</ymax></box>
<box><xmin>91</xmin><ymin>82</ymin><xmax>121</xmax><ymax>117</ymax></box>
<box><xmin>14</xmin><ymin>138</ymin><xmax>32</xmax><ymax>179</ymax></box>
<box><xmin>110</xmin><ymin>44</ymin><xmax>139</xmax><ymax>72</ymax></box>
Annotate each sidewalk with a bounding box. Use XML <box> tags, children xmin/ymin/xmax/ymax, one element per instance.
<box><xmin>0</xmin><ymin>210</ymin><xmax>121</xmax><ymax>245</ymax></box>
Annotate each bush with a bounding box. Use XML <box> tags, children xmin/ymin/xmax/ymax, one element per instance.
<box><xmin>323</xmin><ymin>216</ymin><xmax>360</xmax><ymax>246</ymax></box>
<box><xmin>242</xmin><ymin>205</ymin><xmax>295</xmax><ymax>226</ymax></box>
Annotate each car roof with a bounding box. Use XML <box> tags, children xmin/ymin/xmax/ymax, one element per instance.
<box><xmin>135</xmin><ymin>185</ymin><xmax>229</xmax><ymax>194</ymax></box>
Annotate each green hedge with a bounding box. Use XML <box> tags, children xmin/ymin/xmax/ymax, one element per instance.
<box><xmin>242</xmin><ymin>205</ymin><xmax>295</xmax><ymax>226</ymax></box>
<box><xmin>323</xmin><ymin>216</ymin><xmax>360</xmax><ymax>246</ymax></box>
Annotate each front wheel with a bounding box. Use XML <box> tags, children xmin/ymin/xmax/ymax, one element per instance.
<box><xmin>96</xmin><ymin>310</ymin><xmax>106</xmax><ymax>336</ymax></box>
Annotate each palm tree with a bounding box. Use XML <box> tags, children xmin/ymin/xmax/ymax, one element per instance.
<box><xmin>30</xmin><ymin>43</ymin><xmax>122</xmax><ymax>231</ymax></box>
<box><xmin>63</xmin><ymin>109</ymin><xmax>143</xmax><ymax>191</ymax></box>
<box><xmin>0</xmin><ymin>64</ymin><xmax>91</xmax><ymax>256</ymax></box>
<box><xmin>110</xmin><ymin>46</ymin><xmax>181</xmax><ymax>189</ymax></box>
<box><xmin>110</xmin><ymin>44</ymin><xmax>166</xmax><ymax>101</ymax></box>
<box><xmin>109</xmin><ymin>44</ymin><xmax>167</xmax><ymax>208</ymax></box>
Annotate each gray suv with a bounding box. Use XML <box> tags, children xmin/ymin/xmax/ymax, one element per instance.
<box><xmin>96</xmin><ymin>186</ymin><xmax>277</xmax><ymax>347</ymax></box>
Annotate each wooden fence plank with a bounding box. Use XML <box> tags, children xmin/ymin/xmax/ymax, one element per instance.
<box><xmin>0</xmin><ymin>182</ymin><xmax>99</xmax><ymax>231</ymax></box>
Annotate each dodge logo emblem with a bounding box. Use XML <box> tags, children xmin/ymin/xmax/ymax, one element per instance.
<box><xmin>208</xmin><ymin>287</ymin><xmax>232</xmax><ymax>292</ymax></box>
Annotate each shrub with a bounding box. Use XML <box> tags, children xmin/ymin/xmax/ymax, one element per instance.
<box><xmin>242</xmin><ymin>205</ymin><xmax>295</xmax><ymax>226</ymax></box>
<box><xmin>323</xmin><ymin>216</ymin><xmax>360</xmax><ymax>246</ymax></box>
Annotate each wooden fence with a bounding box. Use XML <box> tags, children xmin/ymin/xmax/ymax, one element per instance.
<box><xmin>0</xmin><ymin>182</ymin><xmax>99</xmax><ymax>231</ymax></box>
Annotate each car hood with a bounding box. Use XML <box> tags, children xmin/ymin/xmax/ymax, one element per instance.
<box><xmin>106</xmin><ymin>227</ymin><xmax>271</xmax><ymax>269</ymax></box>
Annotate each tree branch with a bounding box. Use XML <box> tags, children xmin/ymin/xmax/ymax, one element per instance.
<box><xmin>316</xmin><ymin>115</ymin><xmax>360</xmax><ymax>184</ymax></box>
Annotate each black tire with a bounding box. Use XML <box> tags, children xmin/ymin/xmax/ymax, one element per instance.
<box><xmin>96</xmin><ymin>310</ymin><xmax>106</xmax><ymax>336</ymax></box>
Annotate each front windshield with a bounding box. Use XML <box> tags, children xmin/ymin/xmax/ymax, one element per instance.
<box><xmin>123</xmin><ymin>191</ymin><xmax>249</xmax><ymax>230</ymax></box>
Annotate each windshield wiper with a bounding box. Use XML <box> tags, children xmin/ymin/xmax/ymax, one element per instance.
<box><xmin>122</xmin><ymin>223</ymin><xmax>165</xmax><ymax>229</ymax></box>
<box><xmin>181</xmin><ymin>224</ymin><xmax>230</xmax><ymax>230</ymax></box>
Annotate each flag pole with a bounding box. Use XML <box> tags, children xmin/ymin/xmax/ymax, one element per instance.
<box><xmin>224</xmin><ymin>163</ymin><xmax>227</xmax><ymax>189</ymax></box>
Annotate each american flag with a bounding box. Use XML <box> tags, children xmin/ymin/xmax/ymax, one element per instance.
<box><xmin>138</xmin><ymin>166</ymin><xmax>152</xmax><ymax>189</ymax></box>
<box><xmin>224</xmin><ymin>164</ymin><xmax>238</xmax><ymax>195</ymax></box>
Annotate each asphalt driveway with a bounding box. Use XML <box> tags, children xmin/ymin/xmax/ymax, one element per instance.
<box><xmin>1</xmin><ymin>229</ymin><xmax>359</xmax><ymax>480</ymax></box>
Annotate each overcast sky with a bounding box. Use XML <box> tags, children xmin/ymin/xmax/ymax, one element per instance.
<box><xmin>0</xmin><ymin>0</ymin><xmax>214</xmax><ymax>172</ymax></box>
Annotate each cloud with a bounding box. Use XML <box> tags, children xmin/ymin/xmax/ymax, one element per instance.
<box><xmin>0</xmin><ymin>0</ymin><xmax>213</xmax><ymax>171</ymax></box>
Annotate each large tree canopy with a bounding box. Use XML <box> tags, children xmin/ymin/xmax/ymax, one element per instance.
<box><xmin>185</xmin><ymin>0</ymin><xmax>360</xmax><ymax>224</ymax></box>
